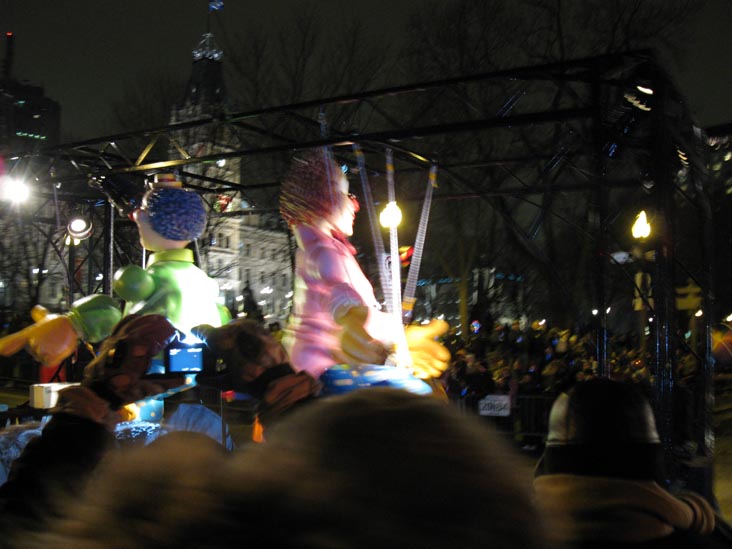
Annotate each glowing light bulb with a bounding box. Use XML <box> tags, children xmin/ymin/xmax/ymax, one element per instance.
<box><xmin>1</xmin><ymin>176</ymin><xmax>29</xmax><ymax>203</ymax></box>
<box><xmin>632</xmin><ymin>210</ymin><xmax>651</xmax><ymax>239</ymax></box>
<box><xmin>379</xmin><ymin>201</ymin><xmax>402</xmax><ymax>228</ymax></box>
<box><xmin>69</xmin><ymin>218</ymin><xmax>88</xmax><ymax>233</ymax></box>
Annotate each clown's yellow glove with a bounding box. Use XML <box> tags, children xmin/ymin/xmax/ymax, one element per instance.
<box><xmin>405</xmin><ymin>319</ymin><xmax>451</xmax><ymax>379</ymax></box>
<box><xmin>0</xmin><ymin>305</ymin><xmax>80</xmax><ymax>367</ymax></box>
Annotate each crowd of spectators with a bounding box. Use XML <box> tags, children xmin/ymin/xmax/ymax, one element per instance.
<box><xmin>0</xmin><ymin>313</ymin><xmax>728</xmax><ymax>547</ymax></box>
<box><xmin>440</xmin><ymin>321</ymin><xmax>700</xmax><ymax>404</ymax></box>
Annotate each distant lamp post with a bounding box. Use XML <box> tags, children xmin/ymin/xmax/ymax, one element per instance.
<box><xmin>631</xmin><ymin>210</ymin><xmax>651</xmax><ymax>240</ymax></box>
<box><xmin>632</xmin><ymin>210</ymin><xmax>653</xmax><ymax>355</ymax></box>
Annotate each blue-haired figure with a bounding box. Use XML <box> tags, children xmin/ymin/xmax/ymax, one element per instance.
<box><xmin>117</xmin><ymin>183</ymin><xmax>230</xmax><ymax>334</ymax></box>
<box><xmin>0</xmin><ymin>177</ymin><xmax>229</xmax><ymax>370</ymax></box>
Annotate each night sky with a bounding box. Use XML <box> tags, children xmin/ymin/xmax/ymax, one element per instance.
<box><xmin>1</xmin><ymin>0</ymin><xmax>730</xmax><ymax>142</ymax></box>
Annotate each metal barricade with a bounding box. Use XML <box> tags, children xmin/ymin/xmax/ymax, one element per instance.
<box><xmin>513</xmin><ymin>394</ymin><xmax>555</xmax><ymax>439</ymax></box>
<box><xmin>470</xmin><ymin>392</ymin><xmax>557</xmax><ymax>443</ymax></box>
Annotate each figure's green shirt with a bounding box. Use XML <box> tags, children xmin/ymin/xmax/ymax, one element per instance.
<box><xmin>70</xmin><ymin>249</ymin><xmax>230</xmax><ymax>342</ymax></box>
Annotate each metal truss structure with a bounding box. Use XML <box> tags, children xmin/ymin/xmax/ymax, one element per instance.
<box><xmin>2</xmin><ymin>50</ymin><xmax>716</xmax><ymax>479</ymax></box>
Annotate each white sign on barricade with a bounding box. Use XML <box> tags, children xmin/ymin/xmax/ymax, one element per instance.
<box><xmin>478</xmin><ymin>394</ymin><xmax>512</xmax><ymax>417</ymax></box>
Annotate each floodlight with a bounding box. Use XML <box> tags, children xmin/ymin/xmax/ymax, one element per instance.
<box><xmin>67</xmin><ymin>216</ymin><xmax>93</xmax><ymax>240</ymax></box>
<box><xmin>1</xmin><ymin>176</ymin><xmax>29</xmax><ymax>203</ymax></box>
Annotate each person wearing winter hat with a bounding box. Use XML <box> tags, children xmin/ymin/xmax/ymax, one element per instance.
<box><xmin>533</xmin><ymin>378</ymin><xmax>730</xmax><ymax>548</ymax></box>
<box><xmin>0</xmin><ymin>315</ymin><xmax>184</xmax><ymax>530</ymax></box>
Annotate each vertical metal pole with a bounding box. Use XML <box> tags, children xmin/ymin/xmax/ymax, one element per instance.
<box><xmin>86</xmin><ymin>203</ymin><xmax>94</xmax><ymax>295</ymax></box>
<box><xmin>592</xmin><ymin>70</ymin><xmax>608</xmax><ymax>376</ymax></box>
<box><xmin>650</xmin><ymin>75</ymin><xmax>676</xmax><ymax>460</ymax></box>
<box><xmin>68</xmin><ymin>242</ymin><xmax>76</xmax><ymax>304</ymax></box>
<box><xmin>192</xmin><ymin>239</ymin><xmax>202</xmax><ymax>267</ymax></box>
<box><xmin>696</xmin><ymin>130</ymin><xmax>716</xmax><ymax>499</ymax></box>
<box><xmin>103</xmin><ymin>201</ymin><xmax>114</xmax><ymax>295</ymax></box>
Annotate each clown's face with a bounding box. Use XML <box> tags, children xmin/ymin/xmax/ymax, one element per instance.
<box><xmin>323</xmin><ymin>173</ymin><xmax>359</xmax><ymax>237</ymax></box>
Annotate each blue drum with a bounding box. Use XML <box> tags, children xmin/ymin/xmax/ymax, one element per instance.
<box><xmin>319</xmin><ymin>364</ymin><xmax>433</xmax><ymax>396</ymax></box>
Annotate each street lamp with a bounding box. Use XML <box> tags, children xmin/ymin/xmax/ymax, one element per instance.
<box><xmin>632</xmin><ymin>210</ymin><xmax>653</xmax><ymax>356</ymax></box>
<box><xmin>379</xmin><ymin>201</ymin><xmax>402</xmax><ymax>228</ymax></box>
<box><xmin>631</xmin><ymin>210</ymin><xmax>651</xmax><ymax>240</ymax></box>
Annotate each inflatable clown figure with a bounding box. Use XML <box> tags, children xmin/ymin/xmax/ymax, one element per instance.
<box><xmin>0</xmin><ymin>176</ymin><xmax>229</xmax><ymax>372</ymax></box>
<box><xmin>116</xmin><ymin>178</ymin><xmax>230</xmax><ymax>334</ymax></box>
<box><xmin>279</xmin><ymin>149</ymin><xmax>450</xmax><ymax>390</ymax></box>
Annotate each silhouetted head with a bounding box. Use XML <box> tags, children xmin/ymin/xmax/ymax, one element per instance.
<box><xmin>536</xmin><ymin>378</ymin><xmax>665</xmax><ymax>482</ymax></box>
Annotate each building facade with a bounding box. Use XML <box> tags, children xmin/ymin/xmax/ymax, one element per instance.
<box><xmin>171</xmin><ymin>32</ymin><xmax>292</xmax><ymax>323</ymax></box>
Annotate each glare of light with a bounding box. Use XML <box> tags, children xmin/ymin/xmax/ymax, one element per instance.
<box><xmin>379</xmin><ymin>201</ymin><xmax>402</xmax><ymax>228</ymax></box>
<box><xmin>285</xmin><ymin>291</ymin><xmax>293</xmax><ymax>298</ymax></box>
<box><xmin>67</xmin><ymin>216</ymin><xmax>92</xmax><ymax>240</ymax></box>
<box><xmin>257</xmin><ymin>300</ymin><xmax>267</xmax><ymax>306</ymax></box>
<box><xmin>648</xmin><ymin>317</ymin><xmax>654</xmax><ymax>323</ymax></box>
<box><xmin>606</xmin><ymin>307</ymin><xmax>611</xmax><ymax>314</ymax></box>
<box><xmin>216</xmin><ymin>158</ymin><xmax>226</xmax><ymax>167</ymax></box>
<box><xmin>725</xmin><ymin>152</ymin><xmax>732</xmax><ymax>162</ymax></box>
<box><xmin>95</xmin><ymin>273</ymin><xmax>103</xmax><ymax>281</ymax></box>
<box><xmin>591</xmin><ymin>309</ymin><xmax>599</xmax><ymax>316</ymax></box>
<box><xmin>539</xmin><ymin>318</ymin><xmax>546</xmax><ymax>326</ymax></box>
<box><xmin>726</xmin><ymin>313</ymin><xmax>732</xmax><ymax>322</ymax></box>
<box><xmin>636</xmin><ymin>84</ymin><xmax>654</xmax><ymax>95</ymax></box>
<box><xmin>261</xmin><ymin>286</ymin><xmax>273</xmax><ymax>295</ymax></box>
<box><xmin>632</xmin><ymin>210</ymin><xmax>651</xmax><ymax>239</ymax></box>
<box><xmin>180</xmin><ymin>333</ymin><xmax>203</xmax><ymax>345</ymax></box>
<box><xmin>694</xmin><ymin>309</ymin><xmax>703</xmax><ymax>318</ymax></box>
<box><xmin>437</xmin><ymin>313</ymin><xmax>445</xmax><ymax>320</ymax></box>
<box><xmin>1</xmin><ymin>176</ymin><xmax>30</xmax><ymax>203</ymax></box>
<box><xmin>235</xmin><ymin>295</ymin><xmax>244</xmax><ymax>302</ymax></box>
<box><xmin>32</xmin><ymin>268</ymin><xmax>39</xmax><ymax>274</ymax></box>
<box><xmin>420</xmin><ymin>319</ymin><xmax>430</xmax><ymax>325</ymax></box>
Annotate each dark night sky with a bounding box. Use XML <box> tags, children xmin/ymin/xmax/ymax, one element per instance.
<box><xmin>1</xmin><ymin>0</ymin><xmax>730</xmax><ymax>142</ymax></box>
